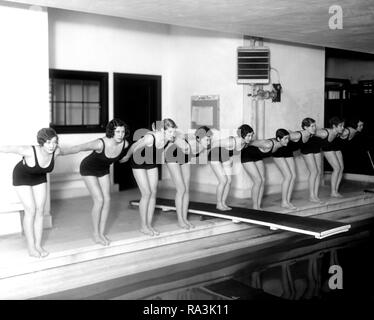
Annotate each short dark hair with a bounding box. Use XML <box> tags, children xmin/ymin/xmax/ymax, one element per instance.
<box><xmin>329</xmin><ymin>116</ymin><xmax>344</xmax><ymax>128</ymax></box>
<box><xmin>37</xmin><ymin>128</ymin><xmax>58</xmax><ymax>146</ymax></box>
<box><xmin>276</xmin><ymin>128</ymin><xmax>289</xmax><ymax>140</ymax></box>
<box><xmin>195</xmin><ymin>126</ymin><xmax>213</xmax><ymax>141</ymax></box>
<box><xmin>347</xmin><ymin>118</ymin><xmax>363</xmax><ymax>129</ymax></box>
<box><xmin>106</xmin><ymin>118</ymin><xmax>129</xmax><ymax>138</ymax></box>
<box><xmin>152</xmin><ymin>118</ymin><xmax>177</xmax><ymax>131</ymax></box>
<box><xmin>301</xmin><ymin>117</ymin><xmax>316</xmax><ymax>129</ymax></box>
<box><xmin>237</xmin><ymin>124</ymin><xmax>254</xmax><ymax>139</ymax></box>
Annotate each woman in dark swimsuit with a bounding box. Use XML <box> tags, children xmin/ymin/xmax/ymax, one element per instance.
<box><xmin>63</xmin><ymin>119</ymin><xmax>130</xmax><ymax>246</ymax></box>
<box><xmin>241</xmin><ymin>128</ymin><xmax>289</xmax><ymax>210</ymax></box>
<box><xmin>272</xmin><ymin>128</ymin><xmax>306</xmax><ymax>210</ymax></box>
<box><xmin>207</xmin><ymin>124</ymin><xmax>254</xmax><ymax>211</ymax></box>
<box><xmin>1</xmin><ymin>128</ymin><xmax>62</xmax><ymax>257</ymax></box>
<box><xmin>164</xmin><ymin>131</ymin><xmax>195</xmax><ymax>229</ymax></box>
<box><xmin>299</xmin><ymin>117</ymin><xmax>323</xmax><ymax>203</ymax></box>
<box><xmin>315</xmin><ymin>116</ymin><xmax>345</xmax><ymax>198</ymax></box>
<box><xmin>339</xmin><ymin>118</ymin><xmax>364</xmax><ymax>150</ymax></box>
<box><xmin>123</xmin><ymin>119</ymin><xmax>176</xmax><ymax>236</ymax></box>
<box><xmin>339</xmin><ymin>118</ymin><xmax>365</xmax><ymax>172</ymax></box>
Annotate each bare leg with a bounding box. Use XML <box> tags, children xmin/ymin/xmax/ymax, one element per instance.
<box><xmin>98</xmin><ymin>174</ymin><xmax>112</xmax><ymax>245</ymax></box>
<box><xmin>273</xmin><ymin>157</ymin><xmax>293</xmax><ymax>209</ymax></box>
<box><xmin>181</xmin><ymin>163</ymin><xmax>193</xmax><ymax>228</ymax></box>
<box><xmin>210</xmin><ymin>161</ymin><xmax>229</xmax><ymax>211</ymax></box>
<box><xmin>285</xmin><ymin>157</ymin><xmax>297</xmax><ymax>209</ymax></box>
<box><xmin>314</xmin><ymin>153</ymin><xmax>323</xmax><ymax>202</ymax></box>
<box><xmin>302</xmin><ymin>154</ymin><xmax>320</xmax><ymax>202</ymax></box>
<box><xmin>222</xmin><ymin>160</ymin><xmax>233</xmax><ymax>210</ymax></box>
<box><xmin>146</xmin><ymin>168</ymin><xmax>160</xmax><ymax>235</ymax></box>
<box><xmin>324</xmin><ymin>151</ymin><xmax>342</xmax><ymax>197</ymax></box>
<box><xmin>256</xmin><ymin>161</ymin><xmax>266</xmax><ymax>209</ymax></box>
<box><xmin>15</xmin><ymin>186</ymin><xmax>40</xmax><ymax>257</ymax></box>
<box><xmin>132</xmin><ymin>169</ymin><xmax>154</xmax><ymax>236</ymax></box>
<box><xmin>82</xmin><ymin>175</ymin><xmax>106</xmax><ymax>245</ymax></box>
<box><xmin>167</xmin><ymin>162</ymin><xmax>189</xmax><ymax>229</ymax></box>
<box><xmin>32</xmin><ymin>183</ymin><xmax>49</xmax><ymax>256</ymax></box>
<box><xmin>243</xmin><ymin>161</ymin><xmax>264</xmax><ymax>210</ymax></box>
<box><xmin>335</xmin><ymin>151</ymin><xmax>344</xmax><ymax>197</ymax></box>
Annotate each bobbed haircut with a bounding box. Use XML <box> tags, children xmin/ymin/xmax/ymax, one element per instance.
<box><xmin>195</xmin><ymin>126</ymin><xmax>213</xmax><ymax>141</ymax></box>
<box><xmin>329</xmin><ymin>116</ymin><xmax>344</xmax><ymax>128</ymax></box>
<box><xmin>276</xmin><ymin>128</ymin><xmax>289</xmax><ymax>140</ymax></box>
<box><xmin>106</xmin><ymin>118</ymin><xmax>130</xmax><ymax>138</ymax></box>
<box><xmin>301</xmin><ymin>117</ymin><xmax>316</xmax><ymax>129</ymax></box>
<box><xmin>152</xmin><ymin>118</ymin><xmax>178</xmax><ymax>131</ymax></box>
<box><xmin>347</xmin><ymin>117</ymin><xmax>363</xmax><ymax>129</ymax></box>
<box><xmin>237</xmin><ymin>124</ymin><xmax>254</xmax><ymax>139</ymax></box>
<box><xmin>37</xmin><ymin>128</ymin><xmax>58</xmax><ymax>146</ymax></box>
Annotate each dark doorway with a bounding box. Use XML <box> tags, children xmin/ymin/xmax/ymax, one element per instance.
<box><xmin>325</xmin><ymin>48</ymin><xmax>374</xmax><ymax>175</ymax></box>
<box><xmin>113</xmin><ymin>73</ymin><xmax>161</xmax><ymax>190</ymax></box>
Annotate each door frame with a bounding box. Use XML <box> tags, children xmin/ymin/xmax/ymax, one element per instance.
<box><xmin>113</xmin><ymin>72</ymin><xmax>163</xmax><ymax>187</ymax></box>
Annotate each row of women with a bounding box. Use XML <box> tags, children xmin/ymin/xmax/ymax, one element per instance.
<box><xmin>0</xmin><ymin>116</ymin><xmax>364</xmax><ymax>257</ymax></box>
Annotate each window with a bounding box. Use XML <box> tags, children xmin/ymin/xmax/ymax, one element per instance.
<box><xmin>49</xmin><ymin>69</ymin><xmax>108</xmax><ymax>133</ymax></box>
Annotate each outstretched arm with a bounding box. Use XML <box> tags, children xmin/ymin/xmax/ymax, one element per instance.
<box><xmin>210</xmin><ymin>136</ymin><xmax>232</xmax><ymax>149</ymax></box>
<box><xmin>0</xmin><ymin>145</ymin><xmax>33</xmax><ymax>157</ymax></box>
<box><xmin>288</xmin><ymin>130</ymin><xmax>301</xmax><ymax>142</ymax></box>
<box><xmin>58</xmin><ymin>139</ymin><xmax>102</xmax><ymax>156</ymax></box>
<box><xmin>119</xmin><ymin>135</ymin><xmax>153</xmax><ymax>163</ymax></box>
<box><xmin>314</xmin><ymin>128</ymin><xmax>328</xmax><ymax>139</ymax></box>
<box><xmin>250</xmin><ymin>139</ymin><xmax>272</xmax><ymax>149</ymax></box>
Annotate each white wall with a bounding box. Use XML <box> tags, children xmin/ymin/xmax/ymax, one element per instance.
<box><xmin>0</xmin><ymin>3</ymin><xmax>49</xmax><ymax>233</ymax></box>
<box><xmin>48</xmin><ymin>9</ymin><xmax>325</xmax><ymax>199</ymax></box>
<box><xmin>48</xmin><ymin>9</ymin><xmax>172</xmax><ymax>197</ymax></box>
<box><xmin>255</xmin><ymin>40</ymin><xmax>325</xmax><ymax>193</ymax></box>
<box><xmin>163</xmin><ymin>26</ymin><xmax>244</xmax><ymax>191</ymax></box>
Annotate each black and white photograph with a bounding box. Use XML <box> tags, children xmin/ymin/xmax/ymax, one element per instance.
<box><xmin>0</xmin><ymin>0</ymin><xmax>373</xmax><ymax>311</ymax></box>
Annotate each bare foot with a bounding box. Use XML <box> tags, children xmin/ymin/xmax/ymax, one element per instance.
<box><xmin>223</xmin><ymin>204</ymin><xmax>232</xmax><ymax>210</ymax></box>
<box><xmin>149</xmin><ymin>227</ymin><xmax>160</xmax><ymax>236</ymax></box>
<box><xmin>216</xmin><ymin>204</ymin><xmax>227</xmax><ymax>211</ymax></box>
<box><xmin>287</xmin><ymin>202</ymin><xmax>297</xmax><ymax>210</ymax></box>
<box><xmin>186</xmin><ymin>220</ymin><xmax>195</xmax><ymax>229</ymax></box>
<box><xmin>36</xmin><ymin>246</ymin><xmax>49</xmax><ymax>258</ymax></box>
<box><xmin>93</xmin><ymin>234</ymin><xmax>107</xmax><ymax>245</ymax></box>
<box><xmin>101</xmin><ymin>235</ymin><xmax>111</xmax><ymax>246</ymax></box>
<box><xmin>331</xmin><ymin>192</ymin><xmax>343</xmax><ymax>198</ymax></box>
<box><xmin>178</xmin><ymin>221</ymin><xmax>190</xmax><ymax>230</ymax></box>
<box><xmin>28</xmin><ymin>248</ymin><xmax>41</xmax><ymax>258</ymax></box>
<box><xmin>140</xmin><ymin>227</ymin><xmax>154</xmax><ymax>236</ymax></box>
<box><xmin>281</xmin><ymin>202</ymin><xmax>297</xmax><ymax>210</ymax></box>
<box><xmin>281</xmin><ymin>202</ymin><xmax>290</xmax><ymax>208</ymax></box>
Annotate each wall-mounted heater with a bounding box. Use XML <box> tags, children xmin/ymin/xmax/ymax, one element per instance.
<box><xmin>237</xmin><ymin>47</ymin><xmax>270</xmax><ymax>84</ymax></box>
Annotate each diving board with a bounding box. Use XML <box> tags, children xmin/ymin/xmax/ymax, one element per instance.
<box><xmin>129</xmin><ymin>198</ymin><xmax>351</xmax><ymax>239</ymax></box>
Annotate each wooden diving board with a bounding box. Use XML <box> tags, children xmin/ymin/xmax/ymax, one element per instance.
<box><xmin>129</xmin><ymin>198</ymin><xmax>351</xmax><ymax>239</ymax></box>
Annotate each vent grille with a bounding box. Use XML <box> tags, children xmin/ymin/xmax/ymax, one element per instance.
<box><xmin>237</xmin><ymin>47</ymin><xmax>270</xmax><ymax>84</ymax></box>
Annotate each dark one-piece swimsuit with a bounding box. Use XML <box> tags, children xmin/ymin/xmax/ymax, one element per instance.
<box><xmin>130</xmin><ymin>133</ymin><xmax>170</xmax><ymax>170</ymax></box>
<box><xmin>272</xmin><ymin>131</ymin><xmax>304</xmax><ymax>158</ymax></box>
<box><xmin>241</xmin><ymin>140</ymin><xmax>274</xmax><ymax>163</ymax></box>
<box><xmin>13</xmin><ymin>146</ymin><xmax>55</xmax><ymax>186</ymax></box>
<box><xmin>80</xmin><ymin>138</ymin><xmax>129</xmax><ymax>177</ymax></box>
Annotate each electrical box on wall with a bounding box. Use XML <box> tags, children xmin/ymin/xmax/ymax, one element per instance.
<box><xmin>237</xmin><ymin>47</ymin><xmax>270</xmax><ymax>84</ymax></box>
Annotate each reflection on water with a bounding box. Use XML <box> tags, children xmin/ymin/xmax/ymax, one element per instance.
<box><xmin>150</xmin><ymin>232</ymin><xmax>374</xmax><ymax>301</ymax></box>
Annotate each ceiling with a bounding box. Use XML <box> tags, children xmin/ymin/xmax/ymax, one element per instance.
<box><xmin>4</xmin><ymin>0</ymin><xmax>374</xmax><ymax>54</ymax></box>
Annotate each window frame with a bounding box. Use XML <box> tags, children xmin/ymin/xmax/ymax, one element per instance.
<box><xmin>49</xmin><ymin>69</ymin><xmax>109</xmax><ymax>134</ymax></box>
